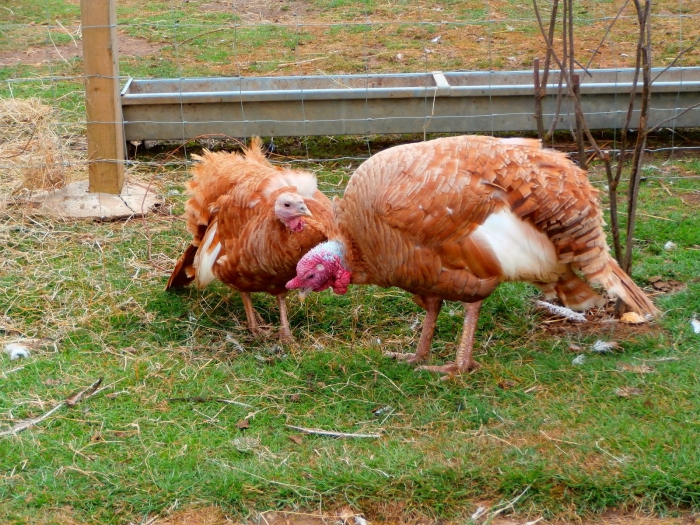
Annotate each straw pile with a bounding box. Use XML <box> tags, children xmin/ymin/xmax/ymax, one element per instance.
<box><xmin>0</xmin><ymin>97</ymin><xmax>85</xmax><ymax>196</ymax></box>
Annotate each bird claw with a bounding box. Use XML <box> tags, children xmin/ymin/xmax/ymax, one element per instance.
<box><xmin>415</xmin><ymin>360</ymin><xmax>481</xmax><ymax>380</ymax></box>
<box><xmin>384</xmin><ymin>351</ymin><xmax>424</xmax><ymax>364</ymax></box>
<box><xmin>278</xmin><ymin>331</ymin><xmax>295</xmax><ymax>345</ymax></box>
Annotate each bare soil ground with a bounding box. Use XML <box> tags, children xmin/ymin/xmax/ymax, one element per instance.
<box><xmin>33</xmin><ymin>506</ymin><xmax>700</xmax><ymax>525</ymax></box>
<box><xmin>0</xmin><ymin>33</ymin><xmax>159</xmax><ymax>67</ymax></box>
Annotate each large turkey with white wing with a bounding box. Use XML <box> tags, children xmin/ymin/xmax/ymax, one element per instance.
<box><xmin>287</xmin><ymin>135</ymin><xmax>659</xmax><ymax>376</ymax></box>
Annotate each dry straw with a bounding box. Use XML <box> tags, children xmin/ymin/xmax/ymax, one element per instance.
<box><xmin>0</xmin><ymin>97</ymin><xmax>85</xmax><ymax>197</ymax></box>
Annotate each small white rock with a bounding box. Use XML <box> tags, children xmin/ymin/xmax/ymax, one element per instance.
<box><xmin>431</xmin><ymin>35</ymin><xmax>442</xmax><ymax>44</ymax></box>
<box><xmin>664</xmin><ymin>241</ymin><xmax>677</xmax><ymax>251</ymax></box>
<box><xmin>5</xmin><ymin>343</ymin><xmax>30</xmax><ymax>360</ymax></box>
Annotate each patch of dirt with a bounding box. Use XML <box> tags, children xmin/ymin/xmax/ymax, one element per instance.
<box><xmin>155</xmin><ymin>506</ymin><xmax>236</xmax><ymax>524</ymax></box>
<box><xmin>199</xmin><ymin>0</ymin><xmax>310</xmax><ymax>24</ymax></box>
<box><xmin>0</xmin><ymin>33</ymin><xmax>161</xmax><ymax>67</ymax></box>
<box><xmin>537</xmin><ymin>300</ymin><xmax>658</xmax><ymax>339</ymax></box>
<box><xmin>680</xmin><ymin>191</ymin><xmax>700</xmax><ymax>206</ymax></box>
<box><xmin>17</xmin><ymin>505</ymin><xmax>700</xmax><ymax>525</ymax></box>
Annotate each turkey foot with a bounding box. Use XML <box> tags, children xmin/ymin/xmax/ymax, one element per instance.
<box><xmin>384</xmin><ymin>351</ymin><xmax>424</xmax><ymax>363</ymax></box>
<box><xmin>384</xmin><ymin>296</ymin><xmax>442</xmax><ymax>364</ymax></box>
<box><xmin>416</xmin><ymin>300</ymin><xmax>483</xmax><ymax>379</ymax></box>
<box><xmin>416</xmin><ymin>360</ymin><xmax>481</xmax><ymax>380</ymax></box>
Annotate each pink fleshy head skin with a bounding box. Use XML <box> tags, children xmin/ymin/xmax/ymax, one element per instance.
<box><xmin>286</xmin><ymin>241</ymin><xmax>350</xmax><ymax>295</ymax></box>
<box><xmin>286</xmin><ymin>217</ymin><xmax>305</xmax><ymax>232</ymax></box>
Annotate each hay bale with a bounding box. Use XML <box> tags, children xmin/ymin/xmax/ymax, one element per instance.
<box><xmin>0</xmin><ymin>97</ymin><xmax>84</xmax><ymax>195</ymax></box>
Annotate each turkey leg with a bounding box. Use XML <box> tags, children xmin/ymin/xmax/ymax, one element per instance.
<box><xmin>276</xmin><ymin>293</ymin><xmax>295</xmax><ymax>344</ymax></box>
<box><xmin>240</xmin><ymin>292</ymin><xmax>261</xmax><ymax>336</ymax></box>
<box><xmin>385</xmin><ymin>296</ymin><xmax>443</xmax><ymax>363</ymax></box>
<box><xmin>416</xmin><ymin>300</ymin><xmax>483</xmax><ymax>379</ymax></box>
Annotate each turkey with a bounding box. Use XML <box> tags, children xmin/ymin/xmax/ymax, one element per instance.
<box><xmin>167</xmin><ymin>137</ymin><xmax>335</xmax><ymax>343</ymax></box>
<box><xmin>286</xmin><ymin>135</ymin><xmax>659</xmax><ymax>376</ymax></box>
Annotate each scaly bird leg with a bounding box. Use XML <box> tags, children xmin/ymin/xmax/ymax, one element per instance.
<box><xmin>385</xmin><ymin>296</ymin><xmax>443</xmax><ymax>364</ymax></box>
<box><xmin>276</xmin><ymin>293</ymin><xmax>295</xmax><ymax>344</ymax></box>
<box><xmin>240</xmin><ymin>292</ymin><xmax>261</xmax><ymax>337</ymax></box>
<box><xmin>416</xmin><ymin>300</ymin><xmax>483</xmax><ymax>379</ymax></box>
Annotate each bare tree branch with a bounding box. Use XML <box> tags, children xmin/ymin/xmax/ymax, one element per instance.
<box><xmin>652</xmin><ymin>35</ymin><xmax>700</xmax><ymax>84</ymax></box>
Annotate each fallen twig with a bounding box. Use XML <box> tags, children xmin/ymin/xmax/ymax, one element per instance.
<box><xmin>487</xmin><ymin>485</ymin><xmax>532</xmax><ymax>520</ymax></box>
<box><xmin>540</xmin><ymin>430</ymin><xmax>581</xmax><ymax>446</ymax></box>
<box><xmin>0</xmin><ymin>402</ymin><xmax>66</xmax><ymax>437</ymax></box>
<box><xmin>286</xmin><ymin>425</ymin><xmax>381</xmax><ymax>439</ymax></box>
<box><xmin>0</xmin><ymin>377</ymin><xmax>103</xmax><ymax>437</ymax></box>
<box><xmin>1</xmin><ymin>365</ymin><xmax>25</xmax><ymax>378</ymax></box>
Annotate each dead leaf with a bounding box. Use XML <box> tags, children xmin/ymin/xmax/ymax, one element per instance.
<box><xmin>649</xmin><ymin>276</ymin><xmax>686</xmax><ymax>293</ymax></box>
<box><xmin>618</xmin><ymin>363</ymin><xmax>655</xmax><ymax>374</ymax></box>
<box><xmin>288</xmin><ymin>434</ymin><xmax>303</xmax><ymax>445</ymax></box>
<box><xmin>236</xmin><ymin>418</ymin><xmax>250</xmax><ymax>430</ymax></box>
<box><xmin>43</xmin><ymin>378</ymin><xmax>62</xmax><ymax>386</ymax></box>
<box><xmin>621</xmin><ymin>311</ymin><xmax>646</xmax><ymax>324</ymax></box>
<box><xmin>615</xmin><ymin>386</ymin><xmax>644</xmax><ymax>397</ymax></box>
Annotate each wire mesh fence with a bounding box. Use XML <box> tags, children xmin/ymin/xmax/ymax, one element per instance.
<box><xmin>2</xmin><ymin>1</ymin><xmax>700</xmax><ymax>205</ymax></box>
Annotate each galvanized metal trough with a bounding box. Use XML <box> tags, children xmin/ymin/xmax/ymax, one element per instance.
<box><xmin>120</xmin><ymin>67</ymin><xmax>700</xmax><ymax>141</ymax></box>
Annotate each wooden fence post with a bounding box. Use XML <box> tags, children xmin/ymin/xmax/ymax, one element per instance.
<box><xmin>81</xmin><ymin>0</ymin><xmax>125</xmax><ymax>194</ymax></box>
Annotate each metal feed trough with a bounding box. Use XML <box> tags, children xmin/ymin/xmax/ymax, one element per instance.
<box><xmin>120</xmin><ymin>67</ymin><xmax>700</xmax><ymax>141</ymax></box>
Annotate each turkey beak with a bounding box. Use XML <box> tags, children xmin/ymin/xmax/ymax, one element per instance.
<box><xmin>297</xmin><ymin>287</ymin><xmax>312</xmax><ymax>303</ymax></box>
<box><xmin>300</xmin><ymin>205</ymin><xmax>312</xmax><ymax>217</ymax></box>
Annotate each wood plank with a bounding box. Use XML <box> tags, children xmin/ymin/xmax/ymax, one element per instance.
<box><xmin>81</xmin><ymin>0</ymin><xmax>125</xmax><ymax>194</ymax></box>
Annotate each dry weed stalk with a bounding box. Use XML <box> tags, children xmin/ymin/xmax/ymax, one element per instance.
<box><xmin>532</xmin><ymin>0</ymin><xmax>681</xmax><ymax>312</ymax></box>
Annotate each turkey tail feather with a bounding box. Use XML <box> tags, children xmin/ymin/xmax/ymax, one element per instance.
<box><xmin>595</xmin><ymin>259</ymin><xmax>660</xmax><ymax>317</ymax></box>
<box><xmin>166</xmin><ymin>244</ymin><xmax>198</xmax><ymax>290</ymax></box>
<box><xmin>553</xmin><ymin>269</ymin><xmax>606</xmax><ymax>311</ymax></box>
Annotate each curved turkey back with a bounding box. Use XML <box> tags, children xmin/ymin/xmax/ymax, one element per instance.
<box><xmin>333</xmin><ymin>135</ymin><xmax>658</xmax><ymax>316</ymax></box>
<box><xmin>183</xmin><ymin>139</ymin><xmax>279</xmax><ymax>247</ymax></box>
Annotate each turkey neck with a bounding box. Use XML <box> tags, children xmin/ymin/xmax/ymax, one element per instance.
<box><xmin>327</xmin><ymin>237</ymin><xmax>370</xmax><ymax>286</ymax></box>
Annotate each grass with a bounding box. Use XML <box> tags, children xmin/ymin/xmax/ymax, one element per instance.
<box><xmin>1</xmin><ymin>0</ymin><xmax>700</xmax><ymax>523</ymax></box>
<box><xmin>1</xmin><ymin>133</ymin><xmax>700</xmax><ymax>524</ymax></box>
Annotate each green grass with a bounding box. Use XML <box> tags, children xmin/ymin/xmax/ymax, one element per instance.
<box><xmin>2</xmin><ymin>0</ymin><xmax>700</xmax><ymax>522</ymax></box>
<box><xmin>1</xmin><ymin>134</ymin><xmax>700</xmax><ymax>524</ymax></box>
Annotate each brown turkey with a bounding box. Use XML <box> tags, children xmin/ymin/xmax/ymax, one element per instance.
<box><xmin>286</xmin><ymin>135</ymin><xmax>659</xmax><ymax>377</ymax></box>
<box><xmin>167</xmin><ymin>137</ymin><xmax>335</xmax><ymax>343</ymax></box>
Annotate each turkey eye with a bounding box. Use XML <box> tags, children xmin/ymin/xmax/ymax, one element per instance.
<box><xmin>307</xmin><ymin>274</ymin><xmax>315</xmax><ymax>280</ymax></box>
<box><xmin>284</xmin><ymin>203</ymin><xmax>291</xmax><ymax>208</ymax></box>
